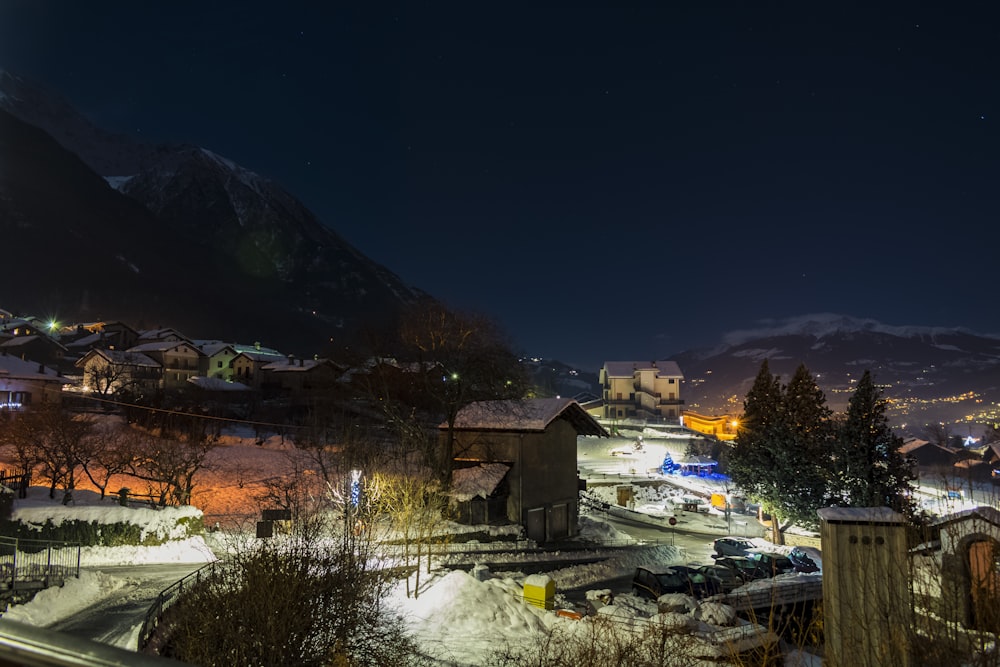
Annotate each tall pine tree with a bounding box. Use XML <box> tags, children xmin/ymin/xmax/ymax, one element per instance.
<box><xmin>729</xmin><ymin>361</ymin><xmax>834</xmax><ymax>537</ymax></box>
<box><xmin>779</xmin><ymin>363</ymin><xmax>835</xmax><ymax>527</ymax></box>
<box><xmin>728</xmin><ymin>360</ymin><xmax>784</xmax><ymax>533</ymax></box>
<box><xmin>835</xmin><ymin>370</ymin><xmax>916</xmax><ymax>516</ymax></box>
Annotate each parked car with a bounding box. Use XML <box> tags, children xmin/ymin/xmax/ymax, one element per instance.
<box><xmin>712</xmin><ymin>536</ymin><xmax>756</xmax><ymax>558</ymax></box>
<box><xmin>694</xmin><ymin>564</ymin><xmax>745</xmax><ymax>594</ymax></box>
<box><xmin>669</xmin><ymin>495</ymin><xmax>711</xmax><ymax>513</ymax></box>
<box><xmin>713</xmin><ymin>556</ymin><xmax>765</xmax><ymax>583</ymax></box>
<box><xmin>788</xmin><ymin>547</ymin><xmax>820</xmax><ymax>573</ymax></box>
<box><xmin>745</xmin><ymin>551</ymin><xmax>796</xmax><ymax>577</ymax></box>
<box><xmin>631</xmin><ymin>565</ymin><xmax>711</xmax><ymax>600</ymax></box>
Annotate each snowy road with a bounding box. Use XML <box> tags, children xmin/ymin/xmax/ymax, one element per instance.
<box><xmin>47</xmin><ymin>564</ymin><xmax>206</xmax><ymax>650</ymax></box>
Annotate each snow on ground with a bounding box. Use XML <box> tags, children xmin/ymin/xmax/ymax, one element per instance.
<box><xmin>0</xmin><ymin>424</ymin><xmax>827</xmax><ymax>665</ymax></box>
<box><xmin>3</xmin><ymin>490</ymin><xmax>818</xmax><ymax>665</ymax></box>
<box><xmin>3</xmin><ymin>570</ymin><xmax>129</xmax><ymax>627</ymax></box>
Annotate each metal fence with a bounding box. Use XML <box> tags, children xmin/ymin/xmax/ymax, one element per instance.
<box><xmin>0</xmin><ymin>536</ymin><xmax>80</xmax><ymax>595</ymax></box>
<box><xmin>138</xmin><ymin>560</ymin><xmax>223</xmax><ymax>651</ymax></box>
<box><xmin>0</xmin><ymin>468</ymin><xmax>31</xmax><ymax>499</ymax></box>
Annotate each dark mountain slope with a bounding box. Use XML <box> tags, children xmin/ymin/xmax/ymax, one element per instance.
<box><xmin>0</xmin><ymin>70</ymin><xmax>428</xmax><ymax>355</ymax></box>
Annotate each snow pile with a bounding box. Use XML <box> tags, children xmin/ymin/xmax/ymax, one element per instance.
<box><xmin>2</xmin><ymin>570</ymin><xmax>129</xmax><ymax>626</ymax></box>
<box><xmin>394</xmin><ymin>570</ymin><xmax>559</xmax><ymax>664</ymax></box>
<box><xmin>14</xmin><ymin>501</ymin><xmax>202</xmax><ymax>543</ymax></box>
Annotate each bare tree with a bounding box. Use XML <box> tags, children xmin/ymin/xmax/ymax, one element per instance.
<box><xmin>77</xmin><ymin>420</ymin><xmax>139</xmax><ymax>499</ymax></box>
<box><xmin>0</xmin><ymin>404</ymin><xmax>96</xmax><ymax>502</ymax></box>
<box><xmin>359</xmin><ymin>302</ymin><xmax>527</xmax><ymax>487</ymax></box>
<box><xmin>922</xmin><ymin>423</ymin><xmax>953</xmax><ymax>447</ymax></box>
<box><xmin>128</xmin><ymin>433</ymin><xmax>217</xmax><ymax>506</ymax></box>
<box><xmin>367</xmin><ymin>469</ymin><xmax>451</xmax><ymax>599</ymax></box>
<box><xmin>82</xmin><ymin>350</ymin><xmax>155</xmax><ymax>399</ymax></box>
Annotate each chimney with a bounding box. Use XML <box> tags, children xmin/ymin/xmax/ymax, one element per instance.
<box><xmin>299</xmin><ymin>358</ymin><xmax>304</xmax><ymax>367</ymax></box>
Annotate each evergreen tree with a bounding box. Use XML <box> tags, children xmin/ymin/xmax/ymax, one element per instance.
<box><xmin>778</xmin><ymin>363</ymin><xmax>835</xmax><ymax>526</ymax></box>
<box><xmin>729</xmin><ymin>361</ymin><xmax>834</xmax><ymax>536</ymax></box>
<box><xmin>835</xmin><ymin>370</ymin><xmax>917</xmax><ymax>516</ymax></box>
<box><xmin>728</xmin><ymin>360</ymin><xmax>784</xmax><ymax>529</ymax></box>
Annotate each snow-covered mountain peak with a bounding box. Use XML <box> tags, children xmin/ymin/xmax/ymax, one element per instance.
<box><xmin>722</xmin><ymin>313</ymin><xmax>991</xmax><ymax>347</ymax></box>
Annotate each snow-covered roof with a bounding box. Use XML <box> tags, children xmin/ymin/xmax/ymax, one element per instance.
<box><xmin>450</xmin><ymin>463</ymin><xmax>510</xmax><ymax>502</ymax></box>
<box><xmin>0</xmin><ymin>355</ymin><xmax>71</xmax><ymax>383</ymax></box>
<box><xmin>931</xmin><ymin>505</ymin><xmax>1000</xmax><ymax>530</ymax></box>
<box><xmin>128</xmin><ymin>341</ymin><xmax>201</xmax><ymax>354</ymax></box>
<box><xmin>0</xmin><ymin>333</ymin><xmax>67</xmax><ymax>354</ymax></box>
<box><xmin>137</xmin><ymin>328</ymin><xmax>189</xmax><ymax>342</ymax></box>
<box><xmin>195</xmin><ymin>341</ymin><xmax>237</xmax><ymax>357</ymax></box>
<box><xmin>64</xmin><ymin>332</ymin><xmax>104</xmax><ymax>348</ymax></box>
<box><xmin>817</xmin><ymin>507</ymin><xmax>906</xmax><ymax>524</ymax></box>
<box><xmin>602</xmin><ymin>360</ymin><xmax>683</xmax><ymax>378</ymax></box>
<box><xmin>262</xmin><ymin>358</ymin><xmax>331</xmax><ymax>373</ymax></box>
<box><xmin>233</xmin><ymin>350</ymin><xmax>286</xmax><ymax>363</ymax></box>
<box><xmin>0</xmin><ymin>335</ymin><xmax>38</xmax><ymax>348</ymax></box>
<box><xmin>78</xmin><ymin>349</ymin><xmax>160</xmax><ymax>368</ymax></box>
<box><xmin>186</xmin><ymin>377</ymin><xmax>251</xmax><ymax>391</ymax></box>
<box><xmin>446</xmin><ymin>398</ymin><xmax>609</xmax><ymax>437</ymax></box>
<box><xmin>676</xmin><ymin>455</ymin><xmax>717</xmax><ymax>467</ymax></box>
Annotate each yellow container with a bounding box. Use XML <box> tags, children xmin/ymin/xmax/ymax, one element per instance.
<box><xmin>523</xmin><ymin>574</ymin><xmax>555</xmax><ymax>610</ymax></box>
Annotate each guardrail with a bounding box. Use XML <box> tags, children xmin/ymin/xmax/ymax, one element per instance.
<box><xmin>0</xmin><ymin>536</ymin><xmax>81</xmax><ymax>600</ymax></box>
<box><xmin>138</xmin><ymin>560</ymin><xmax>222</xmax><ymax>652</ymax></box>
<box><xmin>0</xmin><ymin>617</ymin><xmax>194</xmax><ymax>666</ymax></box>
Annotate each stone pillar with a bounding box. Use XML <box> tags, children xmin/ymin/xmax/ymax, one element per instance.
<box><xmin>818</xmin><ymin>507</ymin><xmax>911</xmax><ymax>667</ymax></box>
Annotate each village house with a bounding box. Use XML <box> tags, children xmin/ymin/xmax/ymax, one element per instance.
<box><xmin>0</xmin><ymin>352</ymin><xmax>71</xmax><ymax>409</ymax></box>
<box><xmin>0</xmin><ymin>332</ymin><xmax>68</xmax><ymax>370</ymax></box>
<box><xmin>444</xmin><ymin>397</ymin><xmax>608</xmax><ymax>543</ymax></box>
<box><xmin>194</xmin><ymin>341</ymin><xmax>241</xmax><ymax>382</ymax></box>
<box><xmin>126</xmin><ymin>340</ymin><xmax>204</xmax><ymax>391</ymax></box>
<box><xmin>231</xmin><ymin>346</ymin><xmax>289</xmax><ymax>389</ymax></box>
<box><xmin>75</xmin><ymin>348</ymin><xmax>161</xmax><ymax>396</ymax></box>
<box><xmin>260</xmin><ymin>356</ymin><xmax>344</xmax><ymax>395</ymax></box>
<box><xmin>598</xmin><ymin>360</ymin><xmax>684</xmax><ymax>422</ymax></box>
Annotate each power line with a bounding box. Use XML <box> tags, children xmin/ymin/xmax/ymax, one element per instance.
<box><xmin>68</xmin><ymin>393</ymin><xmax>326</xmax><ymax>433</ymax></box>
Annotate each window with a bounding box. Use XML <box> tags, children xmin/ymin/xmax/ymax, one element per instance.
<box><xmin>217</xmin><ymin>361</ymin><xmax>223</xmax><ymax>368</ymax></box>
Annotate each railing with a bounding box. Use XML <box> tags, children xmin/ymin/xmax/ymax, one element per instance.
<box><xmin>0</xmin><ymin>468</ymin><xmax>31</xmax><ymax>499</ymax></box>
<box><xmin>0</xmin><ymin>536</ymin><xmax>80</xmax><ymax>594</ymax></box>
<box><xmin>0</xmin><ymin>618</ymin><xmax>193</xmax><ymax>666</ymax></box>
<box><xmin>138</xmin><ymin>560</ymin><xmax>222</xmax><ymax>651</ymax></box>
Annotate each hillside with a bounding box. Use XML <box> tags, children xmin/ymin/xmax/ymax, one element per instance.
<box><xmin>671</xmin><ymin>314</ymin><xmax>1000</xmax><ymax>433</ymax></box>
<box><xmin>0</xmin><ymin>70</ymin><xmax>427</xmax><ymax>357</ymax></box>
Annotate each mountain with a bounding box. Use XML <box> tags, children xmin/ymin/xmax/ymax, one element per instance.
<box><xmin>0</xmin><ymin>70</ymin><xmax>427</xmax><ymax>356</ymax></box>
<box><xmin>670</xmin><ymin>314</ymin><xmax>1000</xmax><ymax>434</ymax></box>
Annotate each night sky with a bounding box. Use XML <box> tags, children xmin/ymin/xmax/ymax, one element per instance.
<box><xmin>2</xmin><ymin>3</ymin><xmax>998</xmax><ymax>370</ymax></box>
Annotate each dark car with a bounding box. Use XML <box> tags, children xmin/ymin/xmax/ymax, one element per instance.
<box><xmin>788</xmin><ymin>547</ymin><xmax>820</xmax><ymax>573</ymax></box>
<box><xmin>712</xmin><ymin>536</ymin><xmax>757</xmax><ymax>558</ymax></box>
<box><xmin>631</xmin><ymin>565</ymin><xmax>711</xmax><ymax>600</ymax></box>
<box><xmin>695</xmin><ymin>564</ymin><xmax>745</xmax><ymax>594</ymax></box>
<box><xmin>713</xmin><ymin>556</ymin><xmax>765</xmax><ymax>583</ymax></box>
<box><xmin>746</xmin><ymin>551</ymin><xmax>796</xmax><ymax>577</ymax></box>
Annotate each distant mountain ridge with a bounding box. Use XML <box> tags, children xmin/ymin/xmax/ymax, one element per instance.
<box><xmin>671</xmin><ymin>314</ymin><xmax>1000</xmax><ymax>433</ymax></box>
<box><xmin>0</xmin><ymin>69</ymin><xmax>428</xmax><ymax>356</ymax></box>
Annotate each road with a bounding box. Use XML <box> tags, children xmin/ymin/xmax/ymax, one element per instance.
<box><xmin>597</xmin><ymin>513</ymin><xmax>717</xmax><ymax>564</ymax></box>
<box><xmin>557</xmin><ymin>512</ymin><xmax>730</xmax><ymax>606</ymax></box>
<box><xmin>48</xmin><ymin>563</ymin><xmax>208</xmax><ymax>650</ymax></box>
